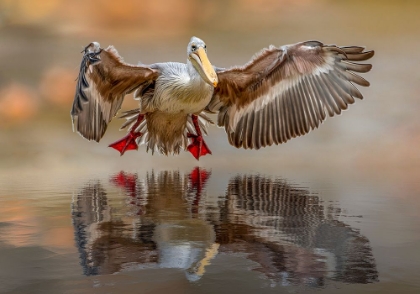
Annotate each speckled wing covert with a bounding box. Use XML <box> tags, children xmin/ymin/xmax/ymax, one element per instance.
<box><xmin>208</xmin><ymin>41</ymin><xmax>374</xmax><ymax>149</ymax></box>
<box><xmin>71</xmin><ymin>42</ymin><xmax>159</xmax><ymax>142</ymax></box>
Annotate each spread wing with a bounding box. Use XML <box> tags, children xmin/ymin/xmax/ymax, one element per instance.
<box><xmin>71</xmin><ymin>42</ymin><xmax>159</xmax><ymax>142</ymax></box>
<box><xmin>207</xmin><ymin>41</ymin><xmax>374</xmax><ymax>149</ymax></box>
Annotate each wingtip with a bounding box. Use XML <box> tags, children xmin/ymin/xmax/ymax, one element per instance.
<box><xmin>365</xmin><ymin>50</ymin><xmax>375</xmax><ymax>59</ymax></box>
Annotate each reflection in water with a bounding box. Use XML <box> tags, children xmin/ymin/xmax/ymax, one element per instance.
<box><xmin>72</xmin><ymin>168</ymin><xmax>378</xmax><ymax>286</ymax></box>
<box><xmin>215</xmin><ymin>175</ymin><xmax>378</xmax><ymax>285</ymax></box>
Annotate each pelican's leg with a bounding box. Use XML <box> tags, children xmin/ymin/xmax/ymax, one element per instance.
<box><xmin>187</xmin><ymin>114</ymin><xmax>212</xmax><ymax>160</ymax></box>
<box><xmin>109</xmin><ymin>114</ymin><xmax>145</xmax><ymax>156</ymax></box>
<box><xmin>188</xmin><ymin>167</ymin><xmax>211</xmax><ymax>213</ymax></box>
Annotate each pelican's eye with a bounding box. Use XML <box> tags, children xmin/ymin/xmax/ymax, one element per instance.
<box><xmin>191</xmin><ymin>45</ymin><xmax>197</xmax><ymax>51</ymax></box>
<box><xmin>204</xmin><ymin>45</ymin><xmax>207</xmax><ymax>49</ymax></box>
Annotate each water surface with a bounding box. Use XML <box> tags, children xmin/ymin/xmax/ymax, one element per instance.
<box><xmin>1</xmin><ymin>166</ymin><xmax>419</xmax><ymax>294</ymax></box>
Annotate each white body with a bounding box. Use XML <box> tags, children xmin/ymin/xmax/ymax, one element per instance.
<box><xmin>151</xmin><ymin>62</ymin><xmax>214</xmax><ymax>114</ymax></box>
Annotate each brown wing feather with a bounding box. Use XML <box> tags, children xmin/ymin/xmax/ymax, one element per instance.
<box><xmin>71</xmin><ymin>42</ymin><xmax>159</xmax><ymax>142</ymax></box>
<box><xmin>209</xmin><ymin>41</ymin><xmax>374</xmax><ymax>149</ymax></box>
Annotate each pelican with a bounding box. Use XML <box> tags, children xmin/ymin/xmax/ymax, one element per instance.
<box><xmin>71</xmin><ymin>36</ymin><xmax>374</xmax><ymax>160</ymax></box>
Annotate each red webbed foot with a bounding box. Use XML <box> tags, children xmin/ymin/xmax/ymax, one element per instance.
<box><xmin>188</xmin><ymin>167</ymin><xmax>211</xmax><ymax>192</ymax></box>
<box><xmin>109</xmin><ymin>131</ymin><xmax>142</xmax><ymax>156</ymax></box>
<box><xmin>187</xmin><ymin>114</ymin><xmax>212</xmax><ymax>160</ymax></box>
<box><xmin>111</xmin><ymin>171</ymin><xmax>137</xmax><ymax>197</ymax></box>
<box><xmin>187</xmin><ymin>133</ymin><xmax>212</xmax><ymax>160</ymax></box>
<box><xmin>109</xmin><ymin>113</ymin><xmax>145</xmax><ymax>156</ymax></box>
<box><xmin>188</xmin><ymin>167</ymin><xmax>211</xmax><ymax>213</ymax></box>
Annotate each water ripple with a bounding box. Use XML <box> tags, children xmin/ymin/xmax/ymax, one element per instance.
<box><xmin>71</xmin><ymin>168</ymin><xmax>378</xmax><ymax>286</ymax></box>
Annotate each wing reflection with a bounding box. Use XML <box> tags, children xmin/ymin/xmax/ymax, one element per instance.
<box><xmin>71</xmin><ymin>168</ymin><xmax>378</xmax><ymax>285</ymax></box>
<box><xmin>213</xmin><ymin>175</ymin><xmax>378</xmax><ymax>285</ymax></box>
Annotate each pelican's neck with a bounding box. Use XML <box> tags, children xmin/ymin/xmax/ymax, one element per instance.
<box><xmin>178</xmin><ymin>60</ymin><xmax>213</xmax><ymax>105</ymax></box>
<box><xmin>187</xmin><ymin>59</ymin><xmax>203</xmax><ymax>84</ymax></box>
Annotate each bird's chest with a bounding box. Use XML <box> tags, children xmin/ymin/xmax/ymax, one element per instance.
<box><xmin>155</xmin><ymin>75</ymin><xmax>213</xmax><ymax>114</ymax></box>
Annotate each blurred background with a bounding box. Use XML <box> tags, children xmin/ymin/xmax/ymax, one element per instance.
<box><xmin>1</xmin><ymin>2</ymin><xmax>420</xmax><ymax>292</ymax></box>
<box><xmin>0</xmin><ymin>0</ymin><xmax>419</xmax><ymax>173</ymax></box>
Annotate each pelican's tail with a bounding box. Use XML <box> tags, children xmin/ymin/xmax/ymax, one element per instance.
<box><xmin>119</xmin><ymin>109</ymin><xmax>213</xmax><ymax>156</ymax></box>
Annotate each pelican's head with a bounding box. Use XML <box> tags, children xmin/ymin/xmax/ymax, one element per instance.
<box><xmin>188</xmin><ymin>37</ymin><xmax>218</xmax><ymax>87</ymax></box>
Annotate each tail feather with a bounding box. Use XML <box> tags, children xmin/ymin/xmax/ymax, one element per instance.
<box><xmin>119</xmin><ymin>109</ymin><xmax>213</xmax><ymax>155</ymax></box>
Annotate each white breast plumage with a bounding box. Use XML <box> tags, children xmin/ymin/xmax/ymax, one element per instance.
<box><xmin>155</xmin><ymin>64</ymin><xmax>213</xmax><ymax>114</ymax></box>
